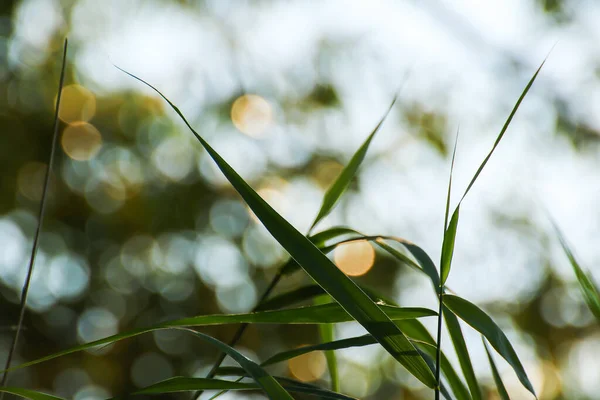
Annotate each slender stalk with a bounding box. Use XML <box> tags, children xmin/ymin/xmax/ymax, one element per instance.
<box><xmin>434</xmin><ymin>285</ymin><xmax>444</xmax><ymax>400</ymax></box>
<box><xmin>0</xmin><ymin>38</ymin><xmax>68</xmax><ymax>395</ymax></box>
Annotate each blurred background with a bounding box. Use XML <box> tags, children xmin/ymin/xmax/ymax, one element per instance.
<box><xmin>1</xmin><ymin>0</ymin><xmax>599</xmax><ymax>399</ymax></box>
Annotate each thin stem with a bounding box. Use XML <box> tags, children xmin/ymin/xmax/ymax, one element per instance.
<box><xmin>0</xmin><ymin>38</ymin><xmax>68</xmax><ymax>394</ymax></box>
<box><xmin>434</xmin><ymin>285</ymin><xmax>444</xmax><ymax>400</ymax></box>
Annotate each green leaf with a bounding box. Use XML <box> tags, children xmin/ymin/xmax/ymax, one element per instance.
<box><xmin>116</xmin><ymin>66</ymin><xmax>437</xmax><ymax>388</ymax></box>
<box><xmin>257</xmin><ymin>285</ymin><xmax>326</xmax><ymax>311</ymax></box>
<box><xmin>460</xmin><ymin>58</ymin><xmax>547</xmax><ymax>201</ymax></box>
<box><xmin>440</xmin><ymin>129</ymin><xmax>460</xmax><ymax>286</ymax></box>
<box><xmin>552</xmin><ymin>221</ymin><xmax>600</xmax><ymax>321</ymax></box>
<box><xmin>440</xmin><ymin>206</ymin><xmax>460</xmax><ymax>285</ymax></box>
<box><xmin>443</xmin><ymin>305</ymin><xmax>481</xmax><ymax>400</ymax></box>
<box><xmin>2</xmin><ymin>303</ymin><xmax>435</xmax><ymax>373</ymax></box>
<box><xmin>444</xmin><ymin>295</ymin><xmax>536</xmax><ymax>398</ymax></box>
<box><xmin>175</xmin><ymin>328</ymin><xmax>293</xmax><ymax>400</ymax></box>
<box><xmin>209</xmin><ymin>372</ymin><xmax>358</xmax><ymax>400</ymax></box>
<box><xmin>0</xmin><ymin>388</ymin><xmax>64</xmax><ymax>400</ymax></box>
<box><xmin>309</xmin><ymin>97</ymin><xmax>397</xmax><ymax>232</ymax></box>
<box><xmin>314</xmin><ymin>295</ymin><xmax>339</xmax><ymax>392</ymax></box>
<box><xmin>483</xmin><ymin>338</ymin><xmax>510</xmax><ymax>400</ymax></box>
<box><xmin>132</xmin><ymin>377</ymin><xmax>257</xmax><ymax>394</ymax></box>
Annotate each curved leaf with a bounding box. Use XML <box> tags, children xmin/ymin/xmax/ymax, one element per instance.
<box><xmin>0</xmin><ymin>388</ymin><xmax>64</xmax><ymax>400</ymax></box>
<box><xmin>443</xmin><ymin>305</ymin><xmax>481</xmax><ymax>400</ymax></box>
<box><xmin>132</xmin><ymin>377</ymin><xmax>257</xmax><ymax>394</ymax></box>
<box><xmin>2</xmin><ymin>303</ymin><xmax>435</xmax><ymax>373</ymax></box>
<box><xmin>483</xmin><ymin>338</ymin><xmax>510</xmax><ymax>400</ymax></box>
<box><xmin>175</xmin><ymin>328</ymin><xmax>293</xmax><ymax>399</ymax></box>
<box><xmin>116</xmin><ymin>66</ymin><xmax>437</xmax><ymax>388</ymax></box>
<box><xmin>309</xmin><ymin>97</ymin><xmax>397</xmax><ymax>232</ymax></box>
<box><xmin>444</xmin><ymin>295</ymin><xmax>536</xmax><ymax>398</ymax></box>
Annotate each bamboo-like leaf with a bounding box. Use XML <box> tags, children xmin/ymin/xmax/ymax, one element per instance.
<box><xmin>257</xmin><ymin>285</ymin><xmax>326</xmax><ymax>311</ymax></box>
<box><xmin>176</xmin><ymin>328</ymin><xmax>293</xmax><ymax>399</ymax></box>
<box><xmin>440</xmin><ymin>129</ymin><xmax>460</xmax><ymax>285</ymax></box>
<box><xmin>443</xmin><ymin>306</ymin><xmax>481</xmax><ymax>400</ymax></box>
<box><xmin>444</xmin><ymin>295</ymin><xmax>536</xmax><ymax>398</ymax></box>
<box><xmin>2</xmin><ymin>304</ymin><xmax>435</xmax><ymax>373</ymax></box>
<box><xmin>208</xmin><ymin>372</ymin><xmax>358</xmax><ymax>400</ymax></box>
<box><xmin>440</xmin><ymin>207</ymin><xmax>460</xmax><ymax>285</ymax></box>
<box><xmin>309</xmin><ymin>97</ymin><xmax>397</xmax><ymax>232</ymax></box>
<box><xmin>0</xmin><ymin>388</ymin><xmax>64</xmax><ymax>400</ymax></box>
<box><xmin>116</xmin><ymin>66</ymin><xmax>437</xmax><ymax>388</ymax></box>
<box><xmin>552</xmin><ymin>221</ymin><xmax>600</xmax><ymax>321</ymax></box>
<box><xmin>132</xmin><ymin>377</ymin><xmax>257</xmax><ymax>394</ymax></box>
<box><xmin>483</xmin><ymin>338</ymin><xmax>510</xmax><ymax>400</ymax></box>
<box><xmin>460</xmin><ymin>59</ymin><xmax>547</xmax><ymax>201</ymax></box>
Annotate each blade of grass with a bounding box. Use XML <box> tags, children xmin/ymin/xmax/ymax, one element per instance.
<box><xmin>0</xmin><ymin>388</ymin><xmax>64</xmax><ymax>400</ymax></box>
<box><xmin>443</xmin><ymin>305</ymin><xmax>481</xmax><ymax>400</ymax></box>
<box><xmin>309</xmin><ymin>96</ymin><xmax>397</xmax><ymax>233</ymax></box>
<box><xmin>175</xmin><ymin>328</ymin><xmax>293</xmax><ymax>400</ymax></box>
<box><xmin>443</xmin><ymin>295</ymin><xmax>536</xmax><ymax>398</ymax></box>
<box><xmin>0</xmin><ymin>38</ymin><xmax>68</xmax><ymax>396</ymax></box>
<box><xmin>551</xmin><ymin>219</ymin><xmax>600</xmax><ymax>321</ymax></box>
<box><xmin>1</xmin><ymin>304</ymin><xmax>436</xmax><ymax>374</ymax></box>
<box><xmin>436</xmin><ymin>128</ymin><xmax>459</xmax><ymax>400</ymax></box>
<box><xmin>483</xmin><ymin>337</ymin><xmax>510</xmax><ymax>400</ymax></box>
<box><xmin>116</xmin><ymin>66</ymin><xmax>437</xmax><ymax>388</ymax></box>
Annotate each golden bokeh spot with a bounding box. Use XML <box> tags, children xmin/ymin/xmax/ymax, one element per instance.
<box><xmin>58</xmin><ymin>84</ymin><xmax>96</xmax><ymax>123</ymax></box>
<box><xmin>313</xmin><ymin>161</ymin><xmax>343</xmax><ymax>189</ymax></box>
<box><xmin>334</xmin><ymin>240</ymin><xmax>375</xmax><ymax>277</ymax></box>
<box><xmin>288</xmin><ymin>348</ymin><xmax>326</xmax><ymax>382</ymax></box>
<box><xmin>17</xmin><ymin>162</ymin><xmax>48</xmax><ymax>201</ymax></box>
<box><xmin>231</xmin><ymin>94</ymin><xmax>273</xmax><ymax>138</ymax></box>
<box><xmin>61</xmin><ymin>122</ymin><xmax>103</xmax><ymax>161</ymax></box>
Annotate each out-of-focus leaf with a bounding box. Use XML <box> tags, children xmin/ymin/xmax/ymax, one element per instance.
<box><xmin>552</xmin><ymin>220</ymin><xmax>600</xmax><ymax>321</ymax></box>
<box><xmin>0</xmin><ymin>388</ymin><xmax>64</xmax><ymax>400</ymax></box>
<box><xmin>443</xmin><ymin>306</ymin><xmax>481</xmax><ymax>400</ymax></box>
<box><xmin>444</xmin><ymin>295</ymin><xmax>536</xmax><ymax>398</ymax></box>
<box><xmin>116</xmin><ymin>67</ymin><xmax>437</xmax><ymax>388</ymax></box>
<box><xmin>309</xmin><ymin>97</ymin><xmax>397</xmax><ymax>232</ymax></box>
<box><xmin>483</xmin><ymin>338</ymin><xmax>510</xmax><ymax>400</ymax></box>
<box><xmin>314</xmin><ymin>295</ymin><xmax>339</xmax><ymax>392</ymax></box>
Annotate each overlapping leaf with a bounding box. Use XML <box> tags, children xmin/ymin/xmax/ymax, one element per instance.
<box><xmin>116</xmin><ymin>66</ymin><xmax>437</xmax><ymax>388</ymax></box>
<box><xmin>444</xmin><ymin>295</ymin><xmax>535</xmax><ymax>397</ymax></box>
<box><xmin>483</xmin><ymin>338</ymin><xmax>510</xmax><ymax>400</ymax></box>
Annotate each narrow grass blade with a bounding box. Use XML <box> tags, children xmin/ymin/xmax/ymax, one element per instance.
<box><xmin>440</xmin><ymin>207</ymin><xmax>460</xmax><ymax>285</ymax></box>
<box><xmin>132</xmin><ymin>377</ymin><xmax>257</xmax><ymax>394</ymax></box>
<box><xmin>116</xmin><ymin>66</ymin><xmax>437</xmax><ymax>388</ymax></box>
<box><xmin>0</xmin><ymin>388</ymin><xmax>64</xmax><ymax>400</ymax></box>
<box><xmin>314</xmin><ymin>295</ymin><xmax>339</xmax><ymax>392</ymax></box>
<box><xmin>175</xmin><ymin>328</ymin><xmax>293</xmax><ymax>400</ymax></box>
<box><xmin>443</xmin><ymin>306</ymin><xmax>481</xmax><ymax>400</ymax></box>
<box><xmin>208</xmin><ymin>373</ymin><xmax>358</xmax><ymax>400</ymax></box>
<box><xmin>440</xmin><ymin>129</ymin><xmax>460</xmax><ymax>285</ymax></box>
<box><xmin>460</xmin><ymin>58</ymin><xmax>547</xmax><ymax>201</ymax></box>
<box><xmin>483</xmin><ymin>338</ymin><xmax>510</xmax><ymax>400</ymax></box>
<box><xmin>444</xmin><ymin>295</ymin><xmax>536</xmax><ymax>398</ymax></box>
<box><xmin>551</xmin><ymin>221</ymin><xmax>600</xmax><ymax>321</ymax></box>
<box><xmin>308</xmin><ymin>96</ymin><xmax>397</xmax><ymax>233</ymax></box>
<box><xmin>256</xmin><ymin>285</ymin><xmax>326</xmax><ymax>311</ymax></box>
<box><xmin>1</xmin><ymin>39</ymin><xmax>68</xmax><ymax>393</ymax></box>
<box><xmin>2</xmin><ymin>304</ymin><xmax>436</xmax><ymax>373</ymax></box>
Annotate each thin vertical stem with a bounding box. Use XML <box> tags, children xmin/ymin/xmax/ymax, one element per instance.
<box><xmin>0</xmin><ymin>38</ymin><xmax>68</xmax><ymax>395</ymax></box>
